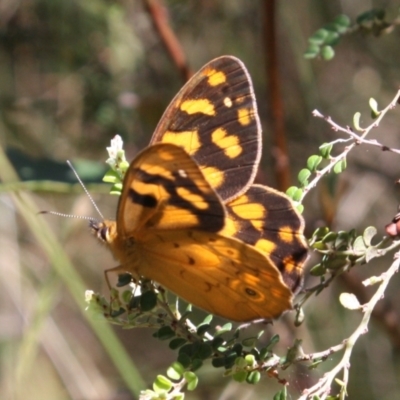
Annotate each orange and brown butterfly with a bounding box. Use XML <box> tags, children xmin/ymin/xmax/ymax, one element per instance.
<box><xmin>92</xmin><ymin>56</ymin><xmax>308</xmax><ymax>322</ymax></box>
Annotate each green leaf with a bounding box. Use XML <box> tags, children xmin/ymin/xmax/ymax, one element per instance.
<box><xmin>177</xmin><ymin>353</ymin><xmax>191</xmax><ymax>369</ymax></box>
<box><xmin>366</xmin><ymin>247</ymin><xmax>380</xmax><ymax>262</ymax></box>
<box><xmin>169</xmin><ymin>338</ymin><xmax>187</xmax><ymax>350</ymax></box>
<box><xmin>334</xmin><ymin>14</ymin><xmax>351</xmax><ymax>31</ymax></box>
<box><xmin>307</xmin><ymin>155</ymin><xmax>323</xmax><ymax>171</ymax></box>
<box><xmin>234</xmin><ymin>356</ymin><xmax>247</xmax><ymax>368</ymax></box>
<box><xmin>242</xmin><ymin>337</ymin><xmax>258</xmax><ymax>348</ymax></box>
<box><xmin>157</xmin><ymin>326</ymin><xmax>176</xmax><ymax>341</ymax></box>
<box><xmin>353</xmin><ymin>112</ymin><xmax>362</xmax><ymax>131</ymax></box>
<box><xmin>356</xmin><ymin>9</ymin><xmax>385</xmax><ymax>24</ymax></box>
<box><xmin>178</xmin><ymin>343</ymin><xmax>196</xmax><ymax>358</ymax></box>
<box><xmin>319</xmin><ymin>143</ymin><xmax>333</xmax><ymax>158</ymax></box>
<box><xmin>232</xmin><ymin>343</ymin><xmax>243</xmax><ymax>356</ymax></box>
<box><xmin>109</xmin><ymin>183</ymin><xmax>123</xmax><ymax>195</ymax></box>
<box><xmin>298</xmin><ymin>169</ymin><xmax>311</xmax><ymax>186</ymax></box>
<box><xmin>211</xmin><ymin>336</ymin><xmax>224</xmax><ymax>349</ymax></box>
<box><xmin>265</xmin><ymin>334</ymin><xmax>280</xmax><ymax>351</ymax></box>
<box><xmin>140</xmin><ymin>290</ymin><xmax>157</xmax><ymax>311</ymax></box>
<box><xmin>232</xmin><ymin>370</ymin><xmax>248</xmax><ymax>382</ymax></box>
<box><xmin>321</xmin><ymin>45</ymin><xmax>335</xmax><ymax>60</ymax></box>
<box><xmin>325</xmin><ymin>255</ymin><xmax>348</xmax><ymax>270</ymax></box>
<box><xmin>215</xmin><ymin>322</ymin><xmax>232</xmax><ymax>336</ymax></box>
<box><xmin>273</xmin><ymin>387</ymin><xmax>287</xmax><ymax>400</ymax></box>
<box><xmin>312</xmin><ymin>241</ymin><xmax>327</xmax><ymax>250</ymax></box>
<box><xmin>335</xmin><ymin>231</ymin><xmax>349</xmax><ymax>248</ymax></box>
<box><xmin>296</xmin><ymin>203</ymin><xmax>304</xmax><ymax>213</ymax></box>
<box><xmin>322</xmin><ymin>231</ymin><xmax>337</xmax><ymax>243</ymax></box>
<box><xmin>116</xmin><ymin>273</ymin><xmax>132</xmax><ymax>287</ymax></box>
<box><xmin>295</xmin><ymin>307</ymin><xmax>305</xmax><ymax>326</ymax></box>
<box><xmin>339</xmin><ymin>293</ymin><xmax>361</xmax><ymax>310</ymax></box>
<box><xmin>333</xmin><ymin>159</ymin><xmax>347</xmax><ymax>174</ymax></box>
<box><xmin>196</xmin><ymin>324</ymin><xmax>211</xmax><ymax>336</ymax></box>
<box><xmin>197</xmin><ymin>342</ymin><xmax>213</xmax><ymax>360</ymax></box>
<box><xmin>309</xmin><ymin>29</ymin><xmax>329</xmax><ymax>44</ymax></box>
<box><xmin>244</xmin><ymin>354</ymin><xmax>256</xmax><ymax>366</ymax></box>
<box><xmin>183</xmin><ymin>371</ymin><xmax>198</xmax><ymax>390</ymax></box>
<box><xmin>312</xmin><ymin>226</ymin><xmax>330</xmax><ymax>239</ymax></box>
<box><xmin>224</xmin><ymin>352</ymin><xmax>238</xmax><ymax>369</ymax></box>
<box><xmin>102</xmin><ymin>169</ymin><xmax>121</xmax><ymax>183</ymax></box>
<box><xmin>191</xmin><ymin>359</ymin><xmax>203</xmax><ymax>372</ymax></box>
<box><xmin>167</xmin><ymin>362</ymin><xmax>184</xmax><ymax>380</ymax></box>
<box><xmin>201</xmin><ymin>314</ymin><xmax>213</xmax><ymax>324</ymax></box>
<box><xmin>121</xmin><ymin>290</ymin><xmax>132</xmax><ymax>304</ymax></box>
<box><xmin>246</xmin><ymin>371</ymin><xmax>261</xmax><ymax>384</ymax></box>
<box><xmin>363</xmin><ymin>226</ymin><xmax>377</xmax><ymax>246</ymax></box>
<box><xmin>310</xmin><ymin>263</ymin><xmax>326</xmax><ymax>276</ymax></box>
<box><xmin>369</xmin><ymin>98</ymin><xmax>380</xmax><ymax>118</ymax></box>
<box><xmin>304</xmin><ymin>43</ymin><xmax>320</xmax><ymax>59</ymax></box>
<box><xmin>211</xmin><ymin>356</ymin><xmax>226</xmax><ymax>368</ymax></box>
<box><xmin>153</xmin><ymin>375</ymin><xmax>173</xmax><ymax>393</ymax></box>
<box><xmin>353</xmin><ymin>236</ymin><xmax>367</xmax><ymax>252</ymax></box>
<box><xmin>323</xmin><ymin>31</ymin><xmax>339</xmax><ymax>45</ymax></box>
<box><xmin>286</xmin><ymin>186</ymin><xmax>303</xmax><ymax>202</ymax></box>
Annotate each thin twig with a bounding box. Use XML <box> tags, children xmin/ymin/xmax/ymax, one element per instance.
<box><xmin>302</xmin><ymin>89</ymin><xmax>400</xmax><ymax>202</ymax></box>
<box><xmin>298</xmin><ymin>253</ymin><xmax>400</xmax><ymax>400</ymax></box>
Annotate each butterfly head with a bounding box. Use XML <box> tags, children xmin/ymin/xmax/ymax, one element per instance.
<box><xmin>90</xmin><ymin>219</ymin><xmax>117</xmax><ymax>245</ymax></box>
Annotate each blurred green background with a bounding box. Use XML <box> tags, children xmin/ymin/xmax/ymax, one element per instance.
<box><xmin>1</xmin><ymin>1</ymin><xmax>400</xmax><ymax>399</ymax></box>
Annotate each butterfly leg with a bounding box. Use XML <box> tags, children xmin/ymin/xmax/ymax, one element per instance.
<box><xmin>104</xmin><ymin>265</ymin><xmax>127</xmax><ymax>290</ymax></box>
<box><xmin>103</xmin><ymin>265</ymin><xmax>134</xmax><ymax>317</ymax></box>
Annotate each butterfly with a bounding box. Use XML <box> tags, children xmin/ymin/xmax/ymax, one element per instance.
<box><xmin>92</xmin><ymin>56</ymin><xmax>308</xmax><ymax>322</ymax></box>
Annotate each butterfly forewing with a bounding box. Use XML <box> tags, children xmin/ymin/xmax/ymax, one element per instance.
<box><xmin>117</xmin><ymin>143</ymin><xmax>226</xmax><ymax>236</ymax></box>
<box><xmin>150</xmin><ymin>56</ymin><xmax>261</xmax><ymax>203</ymax></box>
<box><xmin>134</xmin><ymin>230</ymin><xmax>292</xmax><ymax>322</ymax></box>
<box><xmin>222</xmin><ymin>184</ymin><xmax>308</xmax><ymax>292</ymax></box>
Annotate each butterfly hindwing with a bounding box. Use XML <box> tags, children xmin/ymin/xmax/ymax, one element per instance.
<box><xmin>221</xmin><ymin>184</ymin><xmax>308</xmax><ymax>292</ymax></box>
<box><xmin>150</xmin><ymin>56</ymin><xmax>261</xmax><ymax>203</ymax></box>
<box><xmin>135</xmin><ymin>230</ymin><xmax>292</xmax><ymax>322</ymax></box>
<box><xmin>116</xmin><ymin>143</ymin><xmax>225</xmax><ymax>235</ymax></box>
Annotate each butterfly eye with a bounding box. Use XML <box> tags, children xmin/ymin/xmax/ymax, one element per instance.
<box><xmin>90</xmin><ymin>220</ymin><xmax>109</xmax><ymax>243</ymax></box>
<box><xmin>99</xmin><ymin>226</ymin><xmax>109</xmax><ymax>242</ymax></box>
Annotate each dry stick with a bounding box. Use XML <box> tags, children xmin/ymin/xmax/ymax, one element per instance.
<box><xmin>263</xmin><ymin>0</ymin><xmax>290</xmax><ymax>191</ymax></box>
<box><xmin>298</xmin><ymin>253</ymin><xmax>400</xmax><ymax>400</ymax></box>
<box><xmin>145</xmin><ymin>0</ymin><xmax>192</xmax><ymax>81</ymax></box>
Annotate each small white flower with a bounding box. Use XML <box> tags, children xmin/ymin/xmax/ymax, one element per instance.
<box><xmin>106</xmin><ymin>135</ymin><xmax>124</xmax><ymax>159</ymax></box>
<box><xmin>85</xmin><ymin>290</ymin><xmax>95</xmax><ymax>303</ymax></box>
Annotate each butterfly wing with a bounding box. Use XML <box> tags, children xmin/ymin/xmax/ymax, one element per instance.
<box><xmin>111</xmin><ymin>143</ymin><xmax>292</xmax><ymax>321</ymax></box>
<box><xmin>222</xmin><ymin>184</ymin><xmax>308</xmax><ymax>292</ymax></box>
<box><xmin>134</xmin><ymin>229</ymin><xmax>292</xmax><ymax>322</ymax></box>
<box><xmin>116</xmin><ymin>142</ymin><xmax>226</xmax><ymax>236</ymax></box>
<box><xmin>150</xmin><ymin>56</ymin><xmax>261</xmax><ymax>203</ymax></box>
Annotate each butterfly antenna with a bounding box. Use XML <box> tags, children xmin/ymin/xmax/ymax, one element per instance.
<box><xmin>39</xmin><ymin>210</ymin><xmax>97</xmax><ymax>223</ymax></box>
<box><xmin>66</xmin><ymin>160</ymin><xmax>104</xmax><ymax>220</ymax></box>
